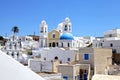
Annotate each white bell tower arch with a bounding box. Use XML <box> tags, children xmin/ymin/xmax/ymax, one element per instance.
<box><xmin>63</xmin><ymin>17</ymin><xmax>72</xmax><ymax>33</ymax></box>
<box><xmin>39</xmin><ymin>20</ymin><xmax>48</xmax><ymax>48</ymax></box>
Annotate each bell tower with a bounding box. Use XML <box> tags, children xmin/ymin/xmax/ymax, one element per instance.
<box><xmin>63</xmin><ymin>17</ymin><xmax>72</xmax><ymax>33</ymax></box>
<box><xmin>39</xmin><ymin>20</ymin><xmax>48</xmax><ymax>48</ymax></box>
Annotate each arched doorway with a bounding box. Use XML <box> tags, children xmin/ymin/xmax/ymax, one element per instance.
<box><xmin>56</xmin><ymin>42</ymin><xmax>58</xmax><ymax>47</ymax></box>
<box><xmin>52</xmin><ymin>42</ymin><xmax>55</xmax><ymax>47</ymax></box>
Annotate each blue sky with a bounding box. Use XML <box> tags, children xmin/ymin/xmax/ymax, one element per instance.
<box><xmin>0</xmin><ymin>0</ymin><xmax>120</xmax><ymax>37</ymax></box>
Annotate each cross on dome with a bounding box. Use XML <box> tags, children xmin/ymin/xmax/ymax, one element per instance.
<box><xmin>41</xmin><ymin>20</ymin><xmax>46</xmax><ymax>25</ymax></box>
<box><xmin>65</xmin><ymin>17</ymin><xmax>70</xmax><ymax>22</ymax></box>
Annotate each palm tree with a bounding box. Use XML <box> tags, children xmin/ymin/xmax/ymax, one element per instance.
<box><xmin>12</xmin><ymin>26</ymin><xmax>19</xmax><ymax>34</ymax></box>
<box><xmin>11</xmin><ymin>26</ymin><xmax>19</xmax><ymax>41</ymax></box>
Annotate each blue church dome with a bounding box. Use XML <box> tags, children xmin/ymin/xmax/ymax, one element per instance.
<box><xmin>60</xmin><ymin>33</ymin><xmax>74</xmax><ymax>40</ymax></box>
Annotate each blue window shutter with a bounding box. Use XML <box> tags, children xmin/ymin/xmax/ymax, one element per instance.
<box><xmin>84</xmin><ymin>54</ymin><xmax>89</xmax><ymax>60</ymax></box>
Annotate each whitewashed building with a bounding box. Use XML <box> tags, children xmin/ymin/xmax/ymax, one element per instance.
<box><xmin>2</xmin><ymin>34</ymin><xmax>24</xmax><ymax>62</ymax></box>
<box><xmin>93</xmin><ymin>29</ymin><xmax>120</xmax><ymax>53</ymax></box>
<box><xmin>39</xmin><ymin>47</ymin><xmax>75</xmax><ymax>63</ymax></box>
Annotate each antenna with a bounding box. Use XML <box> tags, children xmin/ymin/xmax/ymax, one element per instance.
<box><xmin>34</xmin><ymin>32</ymin><xmax>35</xmax><ymax>36</ymax></box>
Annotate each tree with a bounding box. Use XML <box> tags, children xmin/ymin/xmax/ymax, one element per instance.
<box><xmin>12</xmin><ymin>26</ymin><xmax>19</xmax><ymax>34</ymax></box>
<box><xmin>0</xmin><ymin>36</ymin><xmax>4</xmax><ymax>40</ymax></box>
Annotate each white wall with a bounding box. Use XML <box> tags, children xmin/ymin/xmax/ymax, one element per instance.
<box><xmin>40</xmin><ymin>48</ymin><xmax>75</xmax><ymax>63</ymax></box>
<box><xmin>41</xmin><ymin>61</ymin><xmax>52</xmax><ymax>72</ymax></box>
<box><xmin>28</xmin><ymin>59</ymin><xmax>41</xmax><ymax>72</ymax></box>
<box><xmin>0</xmin><ymin>50</ymin><xmax>45</xmax><ymax>80</ymax></box>
<box><xmin>93</xmin><ymin>39</ymin><xmax>120</xmax><ymax>53</ymax></box>
<box><xmin>28</xmin><ymin>59</ymin><xmax>53</xmax><ymax>72</ymax></box>
<box><xmin>59</xmin><ymin>40</ymin><xmax>72</xmax><ymax>47</ymax></box>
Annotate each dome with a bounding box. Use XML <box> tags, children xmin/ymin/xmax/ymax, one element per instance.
<box><xmin>60</xmin><ymin>33</ymin><xmax>74</xmax><ymax>40</ymax></box>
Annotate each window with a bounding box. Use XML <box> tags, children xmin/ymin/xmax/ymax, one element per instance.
<box><xmin>61</xmin><ymin>43</ymin><xmax>63</xmax><ymax>47</ymax></box>
<box><xmin>69</xmin><ymin>25</ymin><xmax>71</xmax><ymax>31</ymax></box>
<box><xmin>110</xmin><ymin>43</ymin><xmax>113</xmax><ymax>47</ymax></box>
<box><xmin>64</xmin><ymin>25</ymin><xmax>67</xmax><ymax>31</ymax></box>
<box><xmin>68</xmin><ymin>58</ymin><xmax>70</xmax><ymax>61</ymax></box>
<box><xmin>109</xmin><ymin>34</ymin><xmax>112</xmax><ymax>37</ymax></box>
<box><xmin>84</xmin><ymin>54</ymin><xmax>89</xmax><ymax>60</ymax></box>
<box><xmin>52</xmin><ymin>34</ymin><xmax>55</xmax><ymax>38</ymax></box>
<box><xmin>44</xmin><ymin>57</ymin><xmax>46</xmax><ymax>60</ymax></box>
<box><xmin>59</xmin><ymin>30</ymin><xmax>61</xmax><ymax>32</ymax></box>
<box><xmin>40</xmin><ymin>31</ymin><xmax>43</xmax><ymax>33</ymax></box>
<box><xmin>68</xmin><ymin>43</ymin><xmax>70</xmax><ymax>47</ymax></box>
<box><xmin>100</xmin><ymin>43</ymin><xmax>103</xmax><ymax>47</ymax></box>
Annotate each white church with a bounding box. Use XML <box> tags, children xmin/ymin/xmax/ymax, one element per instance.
<box><xmin>39</xmin><ymin>17</ymin><xmax>94</xmax><ymax>48</ymax></box>
<box><xmin>33</xmin><ymin>17</ymin><xmax>95</xmax><ymax>63</ymax></box>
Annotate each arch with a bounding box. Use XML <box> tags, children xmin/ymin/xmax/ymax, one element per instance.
<box><xmin>49</xmin><ymin>43</ymin><xmax>51</xmax><ymax>47</ymax></box>
<box><xmin>11</xmin><ymin>52</ymin><xmax>14</xmax><ymax>57</ymax></box>
<box><xmin>6</xmin><ymin>52</ymin><xmax>9</xmax><ymax>55</ymax></box>
<box><xmin>64</xmin><ymin>25</ymin><xmax>68</xmax><ymax>31</ymax></box>
<box><xmin>54</xmin><ymin>56</ymin><xmax>58</xmax><ymax>60</ymax></box>
<box><xmin>110</xmin><ymin>43</ymin><xmax>113</xmax><ymax>47</ymax></box>
<box><xmin>52</xmin><ymin>42</ymin><xmax>56</xmax><ymax>47</ymax></box>
<box><xmin>56</xmin><ymin>42</ymin><xmax>58</xmax><ymax>47</ymax></box>
<box><xmin>17</xmin><ymin>52</ymin><xmax>19</xmax><ymax>57</ymax></box>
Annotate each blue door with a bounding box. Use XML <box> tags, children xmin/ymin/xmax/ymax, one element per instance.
<box><xmin>84</xmin><ymin>74</ymin><xmax>87</xmax><ymax>80</ymax></box>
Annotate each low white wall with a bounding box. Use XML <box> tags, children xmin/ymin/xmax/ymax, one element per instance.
<box><xmin>40</xmin><ymin>48</ymin><xmax>75</xmax><ymax>63</ymax></box>
<box><xmin>28</xmin><ymin>59</ymin><xmax>42</xmax><ymax>72</ymax></box>
<box><xmin>28</xmin><ymin>59</ymin><xmax>53</xmax><ymax>72</ymax></box>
